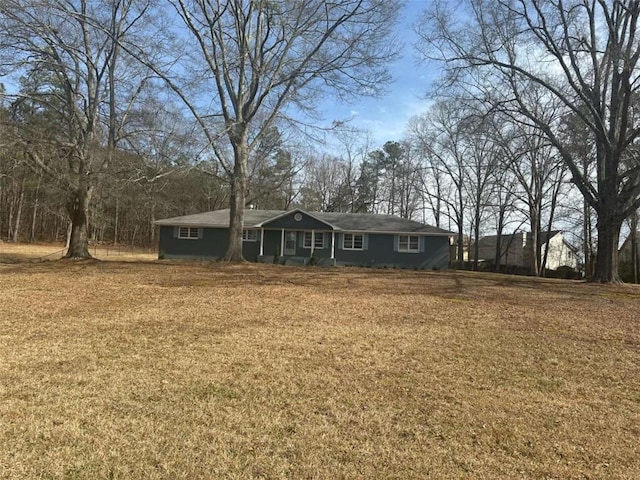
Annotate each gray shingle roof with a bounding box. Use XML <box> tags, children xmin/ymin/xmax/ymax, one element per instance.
<box><xmin>154</xmin><ymin>209</ymin><xmax>282</xmax><ymax>228</ymax></box>
<box><xmin>154</xmin><ymin>208</ymin><xmax>453</xmax><ymax>235</ymax></box>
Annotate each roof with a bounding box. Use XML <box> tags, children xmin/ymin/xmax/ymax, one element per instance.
<box><xmin>619</xmin><ymin>231</ymin><xmax>640</xmax><ymax>251</ymax></box>
<box><xmin>154</xmin><ymin>208</ymin><xmax>453</xmax><ymax>235</ymax></box>
<box><xmin>477</xmin><ymin>230</ymin><xmax>561</xmax><ymax>248</ymax></box>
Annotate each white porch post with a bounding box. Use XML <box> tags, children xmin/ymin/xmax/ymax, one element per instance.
<box><xmin>311</xmin><ymin>230</ymin><xmax>315</xmax><ymax>255</ymax></box>
<box><xmin>280</xmin><ymin>229</ymin><xmax>285</xmax><ymax>256</ymax></box>
<box><xmin>331</xmin><ymin>231</ymin><xmax>335</xmax><ymax>259</ymax></box>
<box><xmin>260</xmin><ymin>229</ymin><xmax>264</xmax><ymax>256</ymax></box>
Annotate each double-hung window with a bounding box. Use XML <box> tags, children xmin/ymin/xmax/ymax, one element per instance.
<box><xmin>398</xmin><ymin>235</ymin><xmax>420</xmax><ymax>253</ymax></box>
<box><xmin>242</xmin><ymin>229</ymin><xmax>258</xmax><ymax>241</ymax></box>
<box><xmin>343</xmin><ymin>233</ymin><xmax>364</xmax><ymax>250</ymax></box>
<box><xmin>303</xmin><ymin>232</ymin><xmax>325</xmax><ymax>249</ymax></box>
<box><xmin>178</xmin><ymin>227</ymin><xmax>199</xmax><ymax>239</ymax></box>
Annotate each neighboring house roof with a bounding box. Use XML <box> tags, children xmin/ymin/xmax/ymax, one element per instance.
<box><xmin>154</xmin><ymin>208</ymin><xmax>453</xmax><ymax>236</ymax></box>
<box><xmin>476</xmin><ymin>230</ymin><xmax>579</xmax><ymax>255</ymax></box>
<box><xmin>619</xmin><ymin>230</ymin><xmax>640</xmax><ymax>256</ymax></box>
<box><xmin>620</xmin><ymin>231</ymin><xmax>640</xmax><ymax>247</ymax></box>
<box><xmin>477</xmin><ymin>230</ymin><xmax>561</xmax><ymax>248</ymax></box>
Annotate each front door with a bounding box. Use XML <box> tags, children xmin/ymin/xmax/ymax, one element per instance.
<box><xmin>284</xmin><ymin>231</ymin><xmax>296</xmax><ymax>256</ymax></box>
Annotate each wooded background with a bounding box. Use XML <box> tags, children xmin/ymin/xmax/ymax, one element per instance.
<box><xmin>1</xmin><ymin>0</ymin><xmax>640</xmax><ymax>281</ymax></box>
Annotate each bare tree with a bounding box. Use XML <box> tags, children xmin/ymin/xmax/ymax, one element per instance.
<box><xmin>299</xmin><ymin>154</ymin><xmax>352</xmax><ymax>212</ymax></box>
<box><xmin>124</xmin><ymin>0</ymin><xmax>400</xmax><ymax>261</ymax></box>
<box><xmin>408</xmin><ymin>101</ymin><xmax>473</xmax><ymax>268</ymax></box>
<box><xmin>496</xmin><ymin>118</ymin><xmax>567</xmax><ymax>275</ymax></box>
<box><xmin>0</xmin><ymin>0</ymin><xmax>151</xmax><ymax>258</ymax></box>
<box><xmin>417</xmin><ymin>0</ymin><xmax>640</xmax><ymax>282</ymax></box>
<box><xmin>465</xmin><ymin>120</ymin><xmax>499</xmax><ymax>271</ymax></box>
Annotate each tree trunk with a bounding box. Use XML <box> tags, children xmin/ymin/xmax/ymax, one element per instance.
<box><xmin>494</xmin><ymin>204</ymin><xmax>506</xmax><ymax>272</ymax></box>
<box><xmin>223</xmin><ymin>133</ymin><xmax>248</xmax><ymax>263</ymax></box>
<box><xmin>30</xmin><ymin>173</ymin><xmax>42</xmax><ymax>242</ymax></box>
<box><xmin>456</xmin><ymin>228</ymin><xmax>464</xmax><ymax>269</ymax></box>
<box><xmin>592</xmin><ymin>216</ymin><xmax>622</xmax><ymax>283</ymax></box>
<box><xmin>11</xmin><ymin>179</ymin><xmax>25</xmax><ymax>243</ymax></box>
<box><xmin>65</xmin><ymin>185</ymin><xmax>92</xmax><ymax>259</ymax></box>
<box><xmin>631</xmin><ymin>211</ymin><xmax>638</xmax><ymax>283</ymax></box>
<box><xmin>472</xmin><ymin>204</ymin><xmax>481</xmax><ymax>271</ymax></box>
<box><xmin>114</xmin><ymin>194</ymin><xmax>119</xmax><ymax>244</ymax></box>
<box><xmin>527</xmin><ymin>203</ymin><xmax>541</xmax><ymax>276</ymax></box>
<box><xmin>149</xmin><ymin>203</ymin><xmax>156</xmax><ymax>246</ymax></box>
<box><xmin>541</xmin><ymin>183</ymin><xmax>559</xmax><ymax>276</ymax></box>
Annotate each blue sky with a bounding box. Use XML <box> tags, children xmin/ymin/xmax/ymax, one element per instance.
<box><xmin>0</xmin><ymin>1</ymin><xmax>436</xmax><ymax>150</ymax></box>
<box><xmin>319</xmin><ymin>0</ymin><xmax>437</xmax><ymax>147</ymax></box>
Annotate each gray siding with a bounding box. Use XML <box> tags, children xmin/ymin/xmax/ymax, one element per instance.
<box><xmin>335</xmin><ymin>233</ymin><xmax>449</xmax><ymax>269</ymax></box>
<box><xmin>262</xmin><ymin>211</ymin><xmax>333</xmax><ymax>230</ymax></box>
<box><xmin>159</xmin><ymin>226</ymin><xmax>227</xmax><ymax>259</ymax></box>
<box><xmin>159</xmin><ymin>226</ymin><xmax>261</xmax><ymax>260</ymax></box>
<box><xmin>262</xmin><ymin>230</ymin><xmax>282</xmax><ymax>258</ymax></box>
<box><xmin>242</xmin><ymin>236</ymin><xmax>261</xmax><ymax>262</ymax></box>
<box><xmin>159</xmin><ymin>226</ymin><xmax>450</xmax><ymax>268</ymax></box>
<box><xmin>262</xmin><ymin>230</ymin><xmax>333</xmax><ymax>260</ymax></box>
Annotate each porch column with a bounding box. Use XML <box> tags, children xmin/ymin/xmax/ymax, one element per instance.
<box><xmin>280</xmin><ymin>229</ymin><xmax>285</xmax><ymax>256</ymax></box>
<box><xmin>311</xmin><ymin>230</ymin><xmax>315</xmax><ymax>255</ymax></box>
<box><xmin>331</xmin><ymin>231</ymin><xmax>335</xmax><ymax>259</ymax></box>
<box><xmin>260</xmin><ymin>229</ymin><xmax>264</xmax><ymax>256</ymax></box>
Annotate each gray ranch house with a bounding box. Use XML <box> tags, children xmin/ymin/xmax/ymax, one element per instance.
<box><xmin>154</xmin><ymin>208</ymin><xmax>453</xmax><ymax>269</ymax></box>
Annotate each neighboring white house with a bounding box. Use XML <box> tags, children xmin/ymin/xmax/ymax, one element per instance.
<box><xmin>474</xmin><ymin>231</ymin><xmax>579</xmax><ymax>270</ymax></box>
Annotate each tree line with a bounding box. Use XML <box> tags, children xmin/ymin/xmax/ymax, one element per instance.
<box><xmin>1</xmin><ymin>0</ymin><xmax>640</xmax><ymax>283</ymax></box>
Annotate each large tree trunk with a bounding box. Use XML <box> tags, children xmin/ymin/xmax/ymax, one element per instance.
<box><xmin>592</xmin><ymin>215</ymin><xmax>622</xmax><ymax>283</ymax></box>
<box><xmin>65</xmin><ymin>185</ymin><xmax>92</xmax><ymax>259</ymax></box>
<box><xmin>223</xmin><ymin>133</ymin><xmax>248</xmax><ymax>263</ymax></box>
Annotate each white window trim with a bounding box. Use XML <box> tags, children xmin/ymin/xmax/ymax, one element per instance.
<box><xmin>303</xmin><ymin>231</ymin><xmax>325</xmax><ymax>249</ymax></box>
<box><xmin>343</xmin><ymin>233</ymin><xmax>364</xmax><ymax>250</ymax></box>
<box><xmin>242</xmin><ymin>229</ymin><xmax>258</xmax><ymax>242</ymax></box>
<box><xmin>398</xmin><ymin>235</ymin><xmax>420</xmax><ymax>253</ymax></box>
<box><xmin>178</xmin><ymin>226</ymin><xmax>200</xmax><ymax>239</ymax></box>
<box><xmin>303</xmin><ymin>231</ymin><xmax>313</xmax><ymax>249</ymax></box>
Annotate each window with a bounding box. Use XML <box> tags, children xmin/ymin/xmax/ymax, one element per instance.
<box><xmin>398</xmin><ymin>235</ymin><xmax>420</xmax><ymax>253</ymax></box>
<box><xmin>178</xmin><ymin>227</ymin><xmax>199</xmax><ymax>239</ymax></box>
<box><xmin>343</xmin><ymin>233</ymin><xmax>364</xmax><ymax>250</ymax></box>
<box><xmin>242</xmin><ymin>229</ymin><xmax>258</xmax><ymax>241</ymax></box>
<box><xmin>303</xmin><ymin>232</ymin><xmax>325</xmax><ymax>249</ymax></box>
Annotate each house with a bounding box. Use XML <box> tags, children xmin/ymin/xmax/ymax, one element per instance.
<box><xmin>154</xmin><ymin>208</ymin><xmax>454</xmax><ymax>269</ymax></box>
<box><xmin>619</xmin><ymin>231</ymin><xmax>640</xmax><ymax>264</ymax></box>
<box><xmin>619</xmin><ymin>231</ymin><xmax>640</xmax><ymax>282</ymax></box>
<box><xmin>474</xmin><ymin>230</ymin><xmax>578</xmax><ymax>270</ymax></box>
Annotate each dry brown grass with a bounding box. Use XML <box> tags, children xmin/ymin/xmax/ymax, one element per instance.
<box><xmin>1</xmin><ymin>246</ymin><xmax>639</xmax><ymax>479</ymax></box>
<box><xmin>0</xmin><ymin>242</ymin><xmax>156</xmax><ymax>263</ymax></box>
